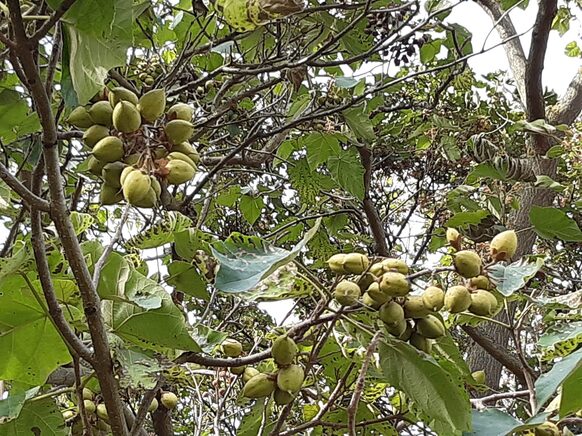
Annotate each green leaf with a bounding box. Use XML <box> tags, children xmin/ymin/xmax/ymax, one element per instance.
<box><xmin>565</xmin><ymin>41</ymin><xmax>582</xmax><ymax>58</ymax></box>
<box><xmin>211</xmin><ymin>219</ymin><xmax>321</xmax><ymax>292</ymax></box>
<box><xmin>0</xmin><ymin>241</ymin><xmax>30</xmax><ymax>282</ymax></box>
<box><xmin>191</xmin><ymin>324</ymin><xmax>228</xmax><ymax>354</ymax></box>
<box><xmin>445</xmin><ymin>210</ymin><xmax>489</xmax><ymax>228</ymax></box>
<box><xmin>535</xmin><ymin>348</ymin><xmax>582</xmax><ymax>413</ymax></box>
<box><xmin>342</xmin><ymin>107</ymin><xmax>375</xmax><ymax>142</ymax></box>
<box><xmin>237</xmin><ymin>400</ymin><xmax>271</xmax><ymax>436</ymax></box>
<box><xmin>166</xmin><ymin>261</ymin><xmax>209</xmax><ymax>300</ymax></box>
<box><xmin>304</xmin><ymin>133</ymin><xmax>341</xmax><ymax>170</ymax></box>
<box><xmin>116</xmin><ymin>348</ymin><xmax>162</xmax><ymax>390</ymax></box>
<box><xmin>487</xmin><ymin>258</ymin><xmax>543</xmax><ymax>296</ymax></box>
<box><xmin>241</xmin><ymin>263</ymin><xmax>314</xmax><ymax>302</ymax></box>
<box><xmin>379</xmin><ymin>338</ymin><xmax>471</xmax><ymax>433</ymax></box>
<box><xmin>287</xmin><ymin>93</ymin><xmax>310</xmax><ymax>119</ymax></box>
<box><xmin>530</xmin><ymin>206</ymin><xmax>582</xmax><ymax>241</ymax></box>
<box><xmin>70</xmin><ymin>212</ymin><xmax>94</xmax><ymax>235</ymax></box>
<box><xmin>123</xmin><ymin>269</ymin><xmax>165</xmax><ymax>310</ymax></box>
<box><xmin>538</xmin><ymin>321</ymin><xmax>582</xmax><ymax>350</ymax></box>
<box><xmin>0</xmin><ymin>398</ymin><xmax>66</xmax><ymax>436</ymax></box>
<box><xmin>0</xmin><ymin>89</ymin><xmax>40</xmax><ymax>143</ymax></box>
<box><xmin>126</xmin><ymin>212</ymin><xmax>192</xmax><ymax>249</ymax></box>
<box><xmin>240</xmin><ymin>195</ymin><xmax>264</xmax><ymax>225</ymax></box>
<box><xmin>466</xmin><ymin>162</ymin><xmax>507</xmax><ymax>183</ymax></box>
<box><xmin>467</xmin><ymin>409</ymin><xmax>523</xmax><ymax>436</ymax></box>
<box><xmin>535</xmin><ymin>175</ymin><xmax>565</xmax><ymax>192</ymax></box>
<box><xmin>335</xmin><ymin>76</ymin><xmax>358</xmax><ymax>88</ymax></box>
<box><xmin>327</xmin><ymin>147</ymin><xmax>365</xmax><ymax>200</ymax></box>
<box><xmin>560</xmin><ymin>364</ymin><xmax>582</xmax><ymax>417</ymax></box>
<box><xmin>0</xmin><ymin>388</ymin><xmax>39</xmax><ymax>424</ymax></box>
<box><xmin>173</xmin><ymin>228</ymin><xmax>214</xmax><ymax>259</ymax></box>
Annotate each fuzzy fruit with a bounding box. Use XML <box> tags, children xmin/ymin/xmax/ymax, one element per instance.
<box><xmin>160</xmin><ymin>392</ymin><xmax>178</xmax><ymax>410</ymax></box>
<box><xmin>403</xmin><ymin>296</ymin><xmax>430</xmax><ymax>319</ymax></box>
<box><xmin>166</xmin><ymin>159</ymin><xmax>196</xmax><ymax>185</ymax></box>
<box><xmin>277</xmin><ymin>364</ymin><xmax>304</xmax><ymax>393</ymax></box>
<box><xmin>273</xmin><ymin>389</ymin><xmax>295</xmax><ymax>405</ymax></box>
<box><xmin>416</xmin><ymin>315</ymin><xmax>446</xmax><ymax>338</ymax></box>
<box><xmin>358</xmin><ymin>272</ymin><xmax>376</xmax><ymax>292</ymax></box>
<box><xmin>172</xmin><ymin>142</ymin><xmax>200</xmax><ymax>163</ymax></box>
<box><xmin>88</xmin><ymin>156</ymin><xmax>106</xmax><ymax>176</ymax></box>
<box><xmin>89</xmin><ymin>101</ymin><xmax>113</xmax><ymax>127</ymax></box>
<box><xmin>378</xmin><ymin>300</ymin><xmax>405</xmax><ymax>326</ymax></box>
<box><xmin>342</xmin><ymin>253</ymin><xmax>369</xmax><ymax>274</ymax></box>
<box><xmin>83</xmin><ymin>124</ymin><xmax>109</xmax><ymax>148</ymax></box>
<box><xmin>367</xmin><ymin>282</ymin><xmax>389</xmax><ymax>305</ymax></box>
<box><xmin>82</xmin><ymin>388</ymin><xmax>94</xmax><ymax>401</ymax></box>
<box><xmin>131</xmin><ymin>187</ymin><xmax>158</xmax><ymax>208</ymax></box>
<box><xmin>422</xmin><ymin>286</ymin><xmax>445</xmax><ymax>311</ymax></box>
<box><xmin>385</xmin><ymin>318</ymin><xmax>408</xmax><ymax>337</ymax></box>
<box><xmin>362</xmin><ymin>292</ymin><xmax>380</xmax><ymax>309</ymax></box>
<box><xmin>381</xmin><ymin>258</ymin><xmax>409</xmax><ymax>274</ymax></box>
<box><xmin>101</xmin><ymin>162</ymin><xmax>126</xmax><ymax>188</ymax></box>
<box><xmin>472</xmin><ymin>370</ymin><xmax>486</xmax><ymax>385</ymax></box>
<box><xmin>167</xmin><ymin>103</ymin><xmax>193</xmax><ymax>121</ymax></box>
<box><xmin>534</xmin><ymin>422</ymin><xmax>560</xmax><ymax>436</ymax></box>
<box><xmin>446</xmin><ymin>227</ymin><xmax>461</xmax><ymax>250</ymax></box>
<box><xmin>469</xmin><ymin>275</ymin><xmax>490</xmax><ymax>290</ymax></box>
<box><xmin>369</xmin><ymin>262</ymin><xmax>384</xmax><ymax>277</ymax></box>
<box><xmin>230</xmin><ymin>365</ymin><xmax>246</xmax><ymax>375</ymax></box>
<box><xmin>120</xmin><ymin>166</ymin><xmax>136</xmax><ymax>186</ymax></box>
<box><xmin>379</xmin><ymin>272</ymin><xmax>410</xmax><ymax>297</ymax></box>
<box><xmin>490</xmin><ymin>230</ymin><xmax>518</xmax><ymax>261</ymax></box>
<box><xmin>327</xmin><ymin>253</ymin><xmax>346</xmax><ymax>274</ymax></box>
<box><xmin>165</xmin><ymin>119</ymin><xmax>194</xmax><ymax>144</ymax></box>
<box><xmin>96</xmin><ymin>404</ymin><xmax>108</xmax><ymax>421</ymax></box>
<box><xmin>124</xmin><ymin>153</ymin><xmax>140</xmax><ymax>166</ymax></box>
<box><xmin>453</xmin><ymin>250</ymin><xmax>482</xmax><ymax>278</ymax></box>
<box><xmin>150</xmin><ymin>177</ymin><xmax>161</xmax><ymax>198</ymax></box>
<box><xmin>83</xmin><ymin>400</ymin><xmax>96</xmax><ymax>414</ymax></box>
<box><xmin>168</xmin><ymin>151</ymin><xmax>197</xmax><ymax>169</ymax></box>
<box><xmin>334</xmin><ymin>280</ymin><xmax>361</xmax><ymax>306</ymax></box>
<box><xmin>113</xmin><ymin>101</ymin><xmax>142</xmax><ymax>133</ymax></box>
<box><xmin>242</xmin><ymin>373</ymin><xmax>276</xmax><ymax>398</ymax></box>
<box><xmin>148</xmin><ymin>398</ymin><xmax>158</xmax><ymax>412</ymax></box>
<box><xmin>93</xmin><ymin>136</ymin><xmax>124</xmax><ymax>163</ymax></box>
<box><xmin>108</xmin><ymin>87</ymin><xmax>139</xmax><ymax>107</ymax></box>
<box><xmin>399</xmin><ymin>321</ymin><xmax>413</xmax><ymax>341</ymax></box>
<box><xmin>409</xmin><ymin>333</ymin><xmax>432</xmax><ymax>354</ymax></box>
<box><xmin>122</xmin><ymin>170</ymin><xmax>151</xmax><ymax>205</ymax></box>
<box><xmin>271</xmin><ymin>335</ymin><xmax>297</xmax><ymax>366</ymax></box>
<box><xmin>243</xmin><ymin>367</ymin><xmax>260</xmax><ymax>383</ymax></box>
<box><xmin>67</xmin><ymin>106</ymin><xmax>94</xmax><ymax>128</ymax></box>
<box><xmin>138</xmin><ymin>89</ymin><xmax>166</xmax><ymax>123</ymax></box>
<box><xmin>221</xmin><ymin>338</ymin><xmax>243</xmax><ymax>357</ymax></box>
<box><xmin>100</xmin><ymin>184</ymin><xmax>123</xmax><ymax>205</ymax></box>
<box><xmin>444</xmin><ymin>286</ymin><xmax>472</xmax><ymax>313</ymax></box>
<box><xmin>469</xmin><ymin>290</ymin><xmax>496</xmax><ymax>316</ymax></box>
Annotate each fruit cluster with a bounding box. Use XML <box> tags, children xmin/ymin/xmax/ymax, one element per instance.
<box><xmin>327</xmin><ymin>229</ymin><xmax>518</xmax><ymax>354</ymax></box>
<box><xmin>67</xmin><ymin>87</ymin><xmax>200</xmax><ymax>208</ymax></box>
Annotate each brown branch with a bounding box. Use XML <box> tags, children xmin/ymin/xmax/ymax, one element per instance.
<box><xmin>548</xmin><ymin>68</ymin><xmax>582</xmax><ymax>125</ymax></box>
<box><xmin>30</xmin><ymin>0</ymin><xmax>77</xmax><ymax>42</ymax></box>
<box><xmin>129</xmin><ymin>379</ymin><xmax>163</xmax><ymax>436</ymax></box>
<box><xmin>470</xmin><ymin>389</ymin><xmax>529</xmax><ymax>407</ymax></box>
<box><xmin>0</xmin><ymin>162</ymin><xmax>50</xmax><ymax>211</ymax></box>
<box><xmin>73</xmin><ymin>355</ymin><xmax>94</xmax><ymax>436</ymax></box>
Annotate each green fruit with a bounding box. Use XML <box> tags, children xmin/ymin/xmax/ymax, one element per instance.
<box><xmin>378</xmin><ymin>300</ymin><xmax>405</xmax><ymax>326</ymax></box>
<box><xmin>131</xmin><ymin>187</ymin><xmax>158</xmax><ymax>208</ymax></box>
<box><xmin>83</xmin><ymin>124</ymin><xmax>109</xmax><ymax>148</ymax></box>
<box><xmin>113</xmin><ymin>101</ymin><xmax>142</xmax><ymax>133</ymax></box>
<box><xmin>358</xmin><ymin>272</ymin><xmax>376</xmax><ymax>292</ymax></box>
<box><xmin>124</xmin><ymin>153</ymin><xmax>140</xmax><ymax>166</ymax></box>
<box><xmin>166</xmin><ymin>159</ymin><xmax>196</xmax><ymax>185</ymax></box>
<box><xmin>101</xmin><ymin>162</ymin><xmax>126</xmax><ymax>188</ymax></box>
<box><xmin>381</xmin><ymin>258</ymin><xmax>409</xmax><ymax>274</ymax></box>
<box><xmin>62</xmin><ymin>410</ymin><xmax>76</xmax><ymax>420</ymax></box>
<box><xmin>472</xmin><ymin>370</ymin><xmax>486</xmax><ymax>385</ymax></box>
<box><xmin>82</xmin><ymin>388</ymin><xmax>94</xmax><ymax>401</ymax></box>
<box><xmin>444</xmin><ymin>286</ymin><xmax>472</xmax><ymax>313</ymax></box>
<box><xmin>469</xmin><ymin>275</ymin><xmax>490</xmax><ymax>290</ymax></box>
<box><xmin>89</xmin><ymin>100</ymin><xmax>113</xmax><ymax>127</ymax></box>
<box><xmin>221</xmin><ymin>338</ymin><xmax>243</xmax><ymax>357</ymax></box>
<box><xmin>469</xmin><ymin>290</ymin><xmax>496</xmax><ymax>316</ymax></box>
<box><xmin>415</xmin><ymin>315</ymin><xmax>446</xmax><ymax>338</ymax></box>
<box><xmin>403</xmin><ymin>296</ymin><xmax>430</xmax><ymax>319</ymax></box>
<box><xmin>362</xmin><ymin>292</ymin><xmax>380</xmax><ymax>309</ymax></box>
<box><xmin>168</xmin><ymin>151</ymin><xmax>197</xmax><ymax>169</ymax></box>
<box><xmin>342</xmin><ymin>253</ymin><xmax>369</xmax><ymax>274</ymax></box>
<box><xmin>327</xmin><ymin>253</ymin><xmax>347</xmax><ymax>274</ymax></box>
<box><xmin>120</xmin><ymin>166</ymin><xmax>136</xmax><ymax>186</ymax></box>
<box><xmin>160</xmin><ymin>392</ymin><xmax>178</xmax><ymax>410</ymax></box>
<box><xmin>534</xmin><ymin>422</ymin><xmax>560</xmax><ymax>436</ymax></box>
<box><xmin>277</xmin><ymin>364</ymin><xmax>304</xmax><ymax>393</ymax></box>
<box><xmin>95</xmin><ymin>419</ymin><xmax>110</xmax><ymax>431</ymax></box>
<box><xmin>87</xmin><ymin>156</ymin><xmax>106</xmax><ymax>176</ymax></box>
<box><xmin>67</xmin><ymin>106</ymin><xmax>94</xmax><ymax>129</ymax></box>
<box><xmin>100</xmin><ymin>184</ymin><xmax>123</xmax><ymax>205</ymax></box>
<box><xmin>334</xmin><ymin>280</ymin><xmax>361</xmax><ymax>306</ymax></box>
<box><xmin>93</xmin><ymin>136</ymin><xmax>124</xmax><ymax>163</ymax></box>
<box><xmin>453</xmin><ymin>250</ymin><xmax>482</xmax><ymax>278</ymax></box>
<box><xmin>367</xmin><ymin>282</ymin><xmax>389</xmax><ymax>305</ymax></box>
<box><xmin>148</xmin><ymin>398</ymin><xmax>159</xmax><ymax>412</ymax></box>
<box><xmin>273</xmin><ymin>388</ymin><xmax>295</xmax><ymax>405</ymax></box>
<box><xmin>96</xmin><ymin>404</ymin><xmax>108</xmax><ymax>421</ymax></box>
<box><xmin>243</xmin><ymin>367</ymin><xmax>260</xmax><ymax>383</ymax></box>
<box><xmin>230</xmin><ymin>365</ymin><xmax>246</xmax><ymax>375</ymax></box>
<box><xmin>446</xmin><ymin>228</ymin><xmax>461</xmax><ymax>247</ymax></box>
<box><xmin>368</xmin><ymin>262</ymin><xmax>385</xmax><ymax>277</ymax></box>
<box><xmin>108</xmin><ymin>87</ymin><xmax>139</xmax><ymax>107</ymax></box>
<box><xmin>242</xmin><ymin>373</ymin><xmax>276</xmax><ymax>398</ymax></box>
<box><xmin>122</xmin><ymin>170</ymin><xmax>151</xmax><ymax>205</ymax></box>
<box><xmin>171</xmin><ymin>142</ymin><xmax>200</xmax><ymax>163</ymax></box>
<box><xmin>138</xmin><ymin>89</ymin><xmax>166</xmax><ymax>123</ymax></box>
<box><xmin>409</xmin><ymin>333</ymin><xmax>432</xmax><ymax>354</ymax></box>
<box><xmin>490</xmin><ymin>230</ymin><xmax>518</xmax><ymax>261</ymax></box>
<box><xmin>399</xmin><ymin>321</ymin><xmax>413</xmax><ymax>341</ymax></box>
<box><xmin>422</xmin><ymin>286</ymin><xmax>445</xmax><ymax>311</ymax></box>
<box><xmin>165</xmin><ymin>119</ymin><xmax>194</xmax><ymax>144</ymax></box>
<box><xmin>379</xmin><ymin>272</ymin><xmax>410</xmax><ymax>297</ymax></box>
<box><xmin>167</xmin><ymin>103</ymin><xmax>193</xmax><ymax>121</ymax></box>
<box><xmin>83</xmin><ymin>400</ymin><xmax>96</xmax><ymax>414</ymax></box>
<box><xmin>150</xmin><ymin>177</ymin><xmax>161</xmax><ymax>198</ymax></box>
<box><xmin>271</xmin><ymin>335</ymin><xmax>297</xmax><ymax>366</ymax></box>
<box><xmin>385</xmin><ymin>318</ymin><xmax>408</xmax><ymax>337</ymax></box>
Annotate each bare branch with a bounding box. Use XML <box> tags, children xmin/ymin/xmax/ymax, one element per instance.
<box><xmin>129</xmin><ymin>379</ymin><xmax>163</xmax><ymax>436</ymax></box>
<box><xmin>548</xmin><ymin>68</ymin><xmax>582</xmax><ymax>125</ymax></box>
<box><xmin>0</xmin><ymin>162</ymin><xmax>50</xmax><ymax>211</ymax></box>
<box><xmin>30</xmin><ymin>0</ymin><xmax>77</xmax><ymax>43</ymax></box>
<box><xmin>471</xmin><ymin>389</ymin><xmax>529</xmax><ymax>408</ymax></box>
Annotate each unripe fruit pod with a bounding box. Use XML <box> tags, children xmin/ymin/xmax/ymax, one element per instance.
<box><xmin>469</xmin><ymin>290</ymin><xmax>496</xmax><ymax>316</ymax></box>
<box><xmin>96</xmin><ymin>403</ymin><xmax>108</xmax><ymax>421</ymax></box>
<box><xmin>334</xmin><ymin>280</ymin><xmax>361</xmax><ymax>306</ymax></box>
<box><xmin>122</xmin><ymin>170</ymin><xmax>151</xmax><ymax>205</ymax></box>
<box><xmin>367</xmin><ymin>282</ymin><xmax>389</xmax><ymax>305</ymax></box>
<box><xmin>469</xmin><ymin>275</ymin><xmax>490</xmax><ymax>290</ymax></box>
<box><xmin>83</xmin><ymin>124</ymin><xmax>109</xmax><ymax>148</ymax></box>
<box><xmin>342</xmin><ymin>253</ymin><xmax>369</xmax><ymax>274</ymax></box>
<box><xmin>453</xmin><ymin>250</ymin><xmax>482</xmax><ymax>278</ymax></box>
<box><xmin>368</xmin><ymin>262</ymin><xmax>384</xmax><ymax>277</ymax></box>
<box><xmin>471</xmin><ymin>370</ymin><xmax>486</xmax><ymax>385</ymax></box>
<box><xmin>403</xmin><ymin>296</ymin><xmax>430</xmax><ymax>319</ymax></box>
<box><xmin>379</xmin><ymin>272</ymin><xmax>410</xmax><ymax>297</ymax></box>
<box><xmin>378</xmin><ymin>300</ymin><xmax>405</xmax><ymax>326</ymax></box>
<box><xmin>385</xmin><ymin>318</ymin><xmax>408</xmax><ymax>337</ymax></box>
<box><xmin>271</xmin><ymin>335</ymin><xmax>297</xmax><ymax>366</ymax></box>
<box><xmin>165</xmin><ymin>119</ymin><xmax>194</xmax><ymax>144</ymax></box>
<box><xmin>131</xmin><ymin>187</ymin><xmax>158</xmax><ymax>208</ymax></box>
<box><xmin>166</xmin><ymin>159</ymin><xmax>196</xmax><ymax>185</ymax></box>
<box><xmin>124</xmin><ymin>153</ymin><xmax>140</xmax><ymax>166</ymax></box>
<box><xmin>167</xmin><ymin>103</ymin><xmax>193</xmax><ymax>121</ymax></box>
<box><xmin>171</xmin><ymin>142</ymin><xmax>200</xmax><ymax>164</ymax></box>
<box><xmin>83</xmin><ymin>400</ymin><xmax>96</xmax><ymax>414</ymax></box>
<box><xmin>243</xmin><ymin>367</ymin><xmax>260</xmax><ymax>383</ymax></box>
<box><xmin>409</xmin><ymin>333</ymin><xmax>432</xmax><ymax>354</ymax></box>
<box><xmin>62</xmin><ymin>410</ymin><xmax>76</xmax><ymax>420</ymax></box>
<box><xmin>399</xmin><ymin>321</ymin><xmax>413</xmax><ymax>341</ymax></box>
<box><xmin>534</xmin><ymin>422</ymin><xmax>560</xmax><ymax>436</ymax></box>
<box><xmin>138</xmin><ymin>89</ymin><xmax>166</xmax><ymax>123</ymax></box>
<box><xmin>95</xmin><ymin>419</ymin><xmax>110</xmax><ymax>431</ymax></box>
<box><xmin>242</xmin><ymin>373</ymin><xmax>276</xmax><ymax>398</ymax></box>
<box><xmin>168</xmin><ymin>151</ymin><xmax>197</xmax><ymax>169</ymax></box>
<box><xmin>490</xmin><ymin>230</ymin><xmax>518</xmax><ymax>262</ymax></box>
<box><xmin>148</xmin><ymin>398</ymin><xmax>159</xmax><ymax>412</ymax></box>
<box><xmin>230</xmin><ymin>365</ymin><xmax>246</xmax><ymax>375</ymax></box>
<box><xmin>109</xmin><ymin>87</ymin><xmax>139</xmax><ymax>107</ymax></box>
<box><xmin>82</xmin><ymin>388</ymin><xmax>95</xmax><ymax>401</ymax></box>
<box><xmin>422</xmin><ymin>286</ymin><xmax>445</xmax><ymax>311</ymax></box>
<box><xmin>120</xmin><ymin>166</ymin><xmax>136</xmax><ymax>186</ymax></box>
<box><xmin>415</xmin><ymin>314</ymin><xmax>446</xmax><ymax>339</ymax></box>
<box><xmin>113</xmin><ymin>101</ymin><xmax>142</xmax><ymax>133</ymax></box>
<box><xmin>67</xmin><ymin>106</ymin><xmax>94</xmax><ymax>129</ymax></box>
<box><xmin>102</xmin><ymin>161</ymin><xmax>126</xmax><ymax>188</ymax></box>
<box><xmin>277</xmin><ymin>364</ymin><xmax>304</xmax><ymax>393</ymax></box>
<box><xmin>446</xmin><ymin>227</ymin><xmax>461</xmax><ymax>250</ymax></box>
<box><xmin>362</xmin><ymin>292</ymin><xmax>380</xmax><ymax>309</ymax></box>
<box><xmin>161</xmin><ymin>392</ymin><xmax>179</xmax><ymax>410</ymax></box>
<box><xmin>100</xmin><ymin>184</ymin><xmax>123</xmax><ymax>205</ymax></box>
<box><xmin>87</xmin><ymin>156</ymin><xmax>106</xmax><ymax>177</ymax></box>
<box><xmin>381</xmin><ymin>258</ymin><xmax>409</xmax><ymax>274</ymax></box>
<box><xmin>327</xmin><ymin>253</ymin><xmax>346</xmax><ymax>274</ymax></box>
<box><xmin>358</xmin><ymin>272</ymin><xmax>376</xmax><ymax>292</ymax></box>
<box><xmin>93</xmin><ymin>136</ymin><xmax>124</xmax><ymax>163</ymax></box>
<box><xmin>221</xmin><ymin>338</ymin><xmax>243</xmax><ymax>357</ymax></box>
<box><xmin>273</xmin><ymin>388</ymin><xmax>295</xmax><ymax>405</ymax></box>
<box><xmin>444</xmin><ymin>286</ymin><xmax>471</xmax><ymax>313</ymax></box>
<box><xmin>150</xmin><ymin>177</ymin><xmax>161</xmax><ymax>198</ymax></box>
<box><xmin>88</xmin><ymin>100</ymin><xmax>113</xmax><ymax>127</ymax></box>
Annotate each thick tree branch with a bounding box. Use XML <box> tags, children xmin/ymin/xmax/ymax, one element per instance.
<box><xmin>0</xmin><ymin>162</ymin><xmax>50</xmax><ymax>211</ymax></box>
<box><xmin>548</xmin><ymin>68</ymin><xmax>582</xmax><ymax>125</ymax></box>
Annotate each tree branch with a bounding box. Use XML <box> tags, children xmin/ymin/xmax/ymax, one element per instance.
<box><xmin>548</xmin><ymin>68</ymin><xmax>582</xmax><ymax>125</ymax></box>
<box><xmin>30</xmin><ymin>0</ymin><xmax>77</xmax><ymax>43</ymax></box>
<box><xmin>0</xmin><ymin>162</ymin><xmax>50</xmax><ymax>211</ymax></box>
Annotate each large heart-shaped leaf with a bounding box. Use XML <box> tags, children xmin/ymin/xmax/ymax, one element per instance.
<box><xmin>530</xmin><ymin>206</ymin><xmax>582</xmax><ymax>242</ymax></box>
<box><xmin>0</xmin><ymin>398</ymin><xmax>65</xmax><ymax>435</ymax></box>
<box><xmin>487</xmin><ymin>258</ymin><xmax>544</xmax><ymax>296</ymax></box>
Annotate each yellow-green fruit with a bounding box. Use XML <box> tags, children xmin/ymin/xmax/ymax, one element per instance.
<box><xmin>165</xmin><ymin>119</ymin><xmax>194</xmax><ymax>144</ymax></box>
<box><xmin>150</xmin><ymin>177</ymin><xmax>161</xmax><ymax>198</ymax></box>
<box><xmin>124</xmin><ymin>153</ymin><xmax>140</xmax><ymax>166</ymax></box>
<box><xmin>403</xmin><ymin>296</ymin><xmax>430</xmax><ymax>319</ymax></box>
<box><xmin>148</xmin><ymin>398</ymin><xmax>158</xmax><ymax>412</ymax></box>
<box><xmin>62</xmin><ymin>410</ymin><xmax>76</xmax><ymax>420</ymax></box>
<box><xmin>367</xmin><ymin>282</ymin><xmax>389</xmax><ymax>305</ymax></box>
<box><xmin>378</xmin><ymin>300</ymin><xmax>405</xmax><ymax>326</ymax></box>
<box><xmin>172</xmin><ymin>142</ymin><xmax>200</xmax><ymax>163</ymax></box>
<box><xmin>100</xmin><ymin>184</ymin><xmax>123</xmax><ymax>205</ymax></box>
<box><xmin>381</xmin><ymin>258</ymin><xmax>409</xmax><ymax>274</ymax></box>
<box><xmin>89</xmin><ymin>100</ymin><xmax>113</xmax><ymax>127</ymax></box>
<box><xmin>120</xmin><ymin>166</ymin><xmax>136</xmax><ymax>186</ymax></box>
<box><xmin>342</xmin><ymin>253</ymin><xmax>369</xmax><ymax>274</ymax></box>
<box><xmin>243</xmin><ymin>367</ymin><xmax>260</xmax><ymax>383</ymax></box>
<box><xmin>160</xmin><ymin>392</ymin><xmax>178</xmax><ymax>410</ymax></box>
<box><xmin>379</xmin><ymin>272</ymin><xmax>410</xmax><ymax>297</ymax></box>
<box><xmin>490</xmin><ymin>230</ymin><xmax>518</xmax><ymax>261</ymax></box>
<box><xmin>87</xmin><ymin>156</ymin><xmax>106</xmax><ymax>176</ymax></box>
<box><xmin>166</xmin><ymin>159</ymin><xmax>196</xmax><ymax>185</ymax></box>
<box><xmin>101</xmin><ymin>162</ymin><xmax>126</xmax><ymax>188</ymax></box>
<box><xmin>96</xmin><ymin>404</ymin><xmax>108</xmax><ymax>421</ymax></box>
<box><xmin>242</xmin><ymin>373</ymin><xmax>276</xmax><ymax>398</ymax></box>
<box><xmin>399</xmin><ymin>321</ymin><xmax>413</xmax><ymax>341</ymax></box>
<box><xmin>113</xmin><ymin>101</ymin><xmax>142</xmax><ymax>133</ymax></box>
<box><xmin>362</xmin><ymin>292</ymin><xmax>380</xmax><ymax>309</ymax></box>
<box><xmin>327</xmin><ymin>253</ymin><xmax>347</xmax><ymax>274</ymax></box>
<box><xmin>469</xmin><ymin>275</ymin><xmax>490</xmax><ymax>290</ymax></box>
<box><xmin>469</xmin><ymin>290</ymin><xmax>496</xmax><ymax>316</ymax></box>
<box><xmin>386</xmin><ymin>318</ymin><xmax>408</xmax><ymax>337</ymax></box>
<box><xmin>153</xmin><ymin>147</ymin><xmax>168</xmax><ymax>159</ymax></box>
<box><xmin>138</xmin><ymin>89</ymin><xmax>166</xmax><ymax>122</ymax></box>
<box><xmin>334</xmin><ymin>280</ymin><xmax>361</xmax><ymax>306</ymax></box>
<box><xmin>422</xmin><ymin>286</ymin><xmax>445</xmax><ymax>311</ymax></box>
<box><xmin>93</xmin><ymin>136</ymin><xmax>124</xmax><ymax>163</ymax></box>
<box><xmin>358</xmin><ymin>272</ymin><xmax>376</xmax><ymax>292</ymax></box>
<box><xmin>122</xmin><ymin>170</ymin><xmax>151</xmax><ymax>205</ymax></box>
<box><xmin>95</xmin><ymin>419</ymin><xmax>110</xmax><ymax>431</ymax></box>
<box><xmin>132</xmin><ymin>187</ymin><xmax>158</xmax><ymax>208</ymax></box>
<box><xmin>415</xmin><ymin>315</ymin><xmax>446</xmax><ymax>339</ymax></box>
<box><xmin>221</xmin><ymin>338</ymin><xmax>243</xmax><ymax>357</ymax></box>
<box><xmin>273</xmin><ymin>389</ymin><xmax>295</xmax><ymax>405</ymax></box>
<box><xmin>230</xmin><ymin>365</ymin><xmax>246</xmax><ymax>375</ymax></box>
<box><xmin>277</xmin><ymin>364</ymin><xmax>304</xmax><ymax>393</ymax></box>
<box><xmin>271</xmin><ymin>335</ymin><xmax>297</xmax><ymax>366</ymax></box>
<box><xmin>444</xmin><ymin>286</ymin><xmax>472</xmax><ymax>313</ymax></box>
<box><xmin>446</xmin><ymin>227</ymin><xmax>461</xmax><ymax>246</ymax></box>
<box><xmin>472</xmin><ymin>370</ymin><xmax>486</xmax><ymax>385</ymax></box>
<box><xmin>369</xmin><ymin>262</ymin><xmax>384</xmax><ymax>277</ymax></box>
<box><xmin>534</xmin><ymin>422</ymin><xmax>560</xmax><ymax>436</ymax></box>
<box><xmin>409</xmin><ymin>333</ymin><xmax>432</xmax><ymax>354</ymax></box>
<box><xmin>453</xmin><ymin>250</ymin><xmax>482</xmax><ymax>278</ymax></box>
<box><xmin>109</xmin><ymin>86</ymin><xmax>139</xmax><ymax>107</ymax></box>
<box><xmin>83</xmin><ymin>124</ymin><xmax>109</xmax><ymax>148</ymax></box>
<box><xmin>168</xmin><ymin>151</ymin><xmax>197</xmax><ymax>169</ymax></box>
<box><xmin>82</xmin><ymin>388</ymin><xmax>95</xmax><ymax>401</ymax></box>
<box><xmin>67</xmin><ymin>106</ymin><xmax>94</xmax><ymax>128</ymax></box>
<box><xmin>84</xmin><ymin>400</ymin><xmax>96</xmax><ymax>414</ymax></box>
<box><xmin>167</xmin><ymin>103</ymin><xmax>193</xmax><ymax>121</ymax></box>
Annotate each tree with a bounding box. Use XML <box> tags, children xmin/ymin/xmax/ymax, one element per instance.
<box><xmin>0</xmin><ymin>0</ymin><xmax>581</xmax><ymax>435</ymax></box>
